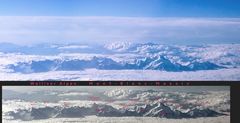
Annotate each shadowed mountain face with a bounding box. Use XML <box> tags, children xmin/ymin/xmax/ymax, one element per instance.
<box><xmin>8</xmin><ymin>55</ymin><xmax>224</xmax><ymax>73</ymax></box>
<box><xmin>8</xmin><ymin>57</ymin><xmax>124</xmax><ymax>73</ymax></box>
<box><xmin>8</xmin><ymin>103</ymin><xmax>225</xmax><ymax>121</ymax></box>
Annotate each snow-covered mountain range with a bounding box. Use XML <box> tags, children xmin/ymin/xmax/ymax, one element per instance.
<box><xmin>2</xmin><ymin>88</ymin><xmax>230</xmax><ymax>121</ymax></box>
<box><xmin>0</xmin><ymin>42</ymin><xmax>239</xmax><ymax>80</ymax></box>
<box><xmin>7</xmin><ymin>103</ymin><xmax>224</xmax><ymax>121</ymax></box>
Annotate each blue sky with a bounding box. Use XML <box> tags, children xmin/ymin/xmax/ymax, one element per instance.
<box><xmin>0</xmin><ymin>0</ymin><xmax>240</xmax><ymax>17</ymax></box>
<box><xmin>0</xmin><ymin>0</ymin><xmax>239</xmax><ymax>45</ymax></box>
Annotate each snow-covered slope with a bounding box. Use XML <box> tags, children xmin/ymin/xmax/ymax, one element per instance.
<box><xmin>0</xmin><ymin>42</ymin><xmax>239</xmax><ymax>80</ymax></box>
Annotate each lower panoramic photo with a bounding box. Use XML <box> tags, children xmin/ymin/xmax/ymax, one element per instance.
<box><xmin>2</xmin><ymin>86</ymin><xmax>230</xmax><ymax>123</ymax></box>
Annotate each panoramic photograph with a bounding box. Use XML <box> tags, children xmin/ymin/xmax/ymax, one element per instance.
<box><xmin>0</xmin><ymin>0</ymin><xmax>238</xmax><ymax>122</ymax></box>
<box><xmin>2</xmin><ymin>86</ymin><xmax>230</xmax><ymax>123</ymax></box>
<box><xmin>0</xmin><ymin>0</ymin><xmax>239</xmax><ymax>80</ymax></box>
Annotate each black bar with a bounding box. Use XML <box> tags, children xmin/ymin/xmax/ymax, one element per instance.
<box><xmin>231</xmin><ymin>84</ymin><xmax>240</xmax><ymax>123</ymax></box>
<box><xmin>1</xmin><ymin>81</ymin><xmax>240</xmax><ymax>123</ymax></box>
<box><xmin>0</xmin><ymin>81</ymin><xmax>238</xmax><ymax>86</ymax></box>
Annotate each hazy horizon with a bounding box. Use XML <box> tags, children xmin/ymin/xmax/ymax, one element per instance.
<box><xmin>0</xmin><ymin>0</ymin><xmax>239</xmax><ymax>45</ymax></box>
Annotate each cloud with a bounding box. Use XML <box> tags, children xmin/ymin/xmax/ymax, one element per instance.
<box><xmin>0</xmin><ymin>16</ymin><xmax>239</xmax><ymax>45</ymax></box>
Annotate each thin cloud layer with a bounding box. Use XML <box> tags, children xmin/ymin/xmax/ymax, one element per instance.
<box><xmin>0</xmin><ymin>16</ymin><xmax>239</xmax><ymax>44</ymax></box>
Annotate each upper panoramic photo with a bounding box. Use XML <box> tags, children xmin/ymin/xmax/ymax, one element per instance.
<box><xmin>0</xmin><ymin>0</ymin><xmax>239</xmax><ymax>80</ymax></box>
